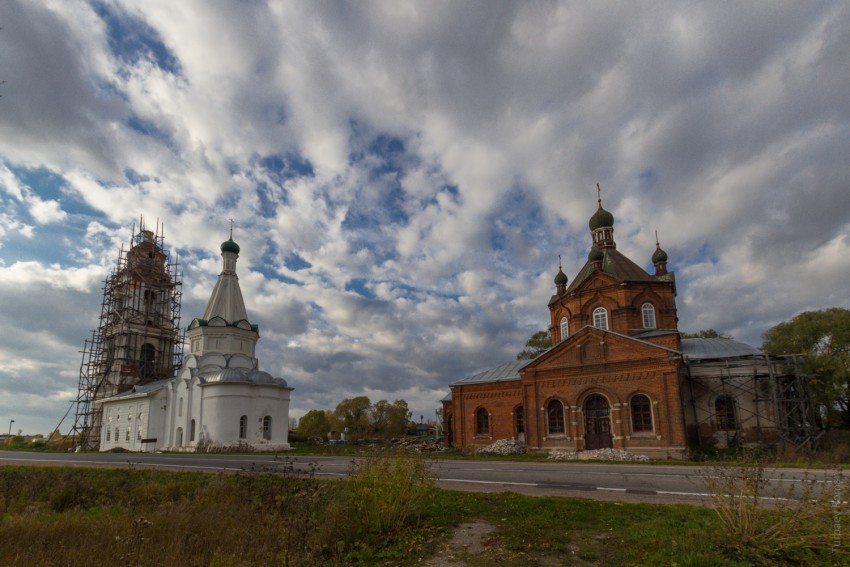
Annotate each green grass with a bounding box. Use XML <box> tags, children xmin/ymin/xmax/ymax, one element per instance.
<box><xmin>1</xmin><ymin>464</ymin><xmax>845</xmax><ymax>565</ymax></box>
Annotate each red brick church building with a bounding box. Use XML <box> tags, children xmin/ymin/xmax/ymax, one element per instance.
<box><xmin>442</xmin><ymin>191</ymin><xmax>815</xmax><ymax>458</ymax></box>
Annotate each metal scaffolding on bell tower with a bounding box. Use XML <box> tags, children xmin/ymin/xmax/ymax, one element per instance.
<box><xmin>71</xmin><ymin>219</ymin><xmax>184</xmax><ymax>450</ymax></box>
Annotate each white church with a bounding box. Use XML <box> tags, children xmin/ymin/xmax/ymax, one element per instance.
<box><xmin>97</xmin><ymin>235</ymin><xmax>293</xmax><ymax>452</ymax></box>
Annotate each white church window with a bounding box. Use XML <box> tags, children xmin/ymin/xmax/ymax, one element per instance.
<box><xmin>125</xmin><ymin>428</ymin><xmax>130</xmax><ymax>441</ymax></box>
<box><xmin>190</xmin><ymin>419</ymin><xmax>196</xmax><ymax>442</ymax></box>
<box><xmin>239</xmin><ymin>415</ymin><xmax>247</xmax><ymax>439</ymax></box>
<box><xmin>137</xmin><ymin>426</ymin><xmax>142</xmax><ymax>440</ymax></box>
<box><xmin>179</xmin><ymin>398</ymin><xmax>183</xmax><ymax>417</ymax></box>
<box><xmin>642</xmin><ymin>303</ymin><xmax>656</xmax><ymax>329</ymax></box>
<box><xmin>593</xmin><ymin>307</ymin><xmax>609</xmax><ymax>330</ymax></box>
<box><xmin>262</xmin><ymin>416</ymin><xmax>272</xmax><ymax>440</ymax></box>
<box><xmin>560</xmin><ymin>317</ymin><xmax>568</xmax><ymax>341</ymax></box>
<box><xmin>115</xmin><ymin>428</ymin><xmax>119</xmax><ymax>442</ymax></box>
<box><xmin>106</xmin><ymin>428</ymin><xmax>111</xmax><ymax>442</ymax></box>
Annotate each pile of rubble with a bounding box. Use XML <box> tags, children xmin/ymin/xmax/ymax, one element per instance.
<box><xmin>548</xmin><ymin>448</ymin><xmax>650</xmax><ymax>462</ymax></box>
<box><xmin>391</xmin><ymin>437</ymin><xmax>449</xmax><ymax>453</ymax></box>
<box><xmin>474</xmin><ymin>438</ymin><xmax>526</xmax><ymax>455</ymax></box>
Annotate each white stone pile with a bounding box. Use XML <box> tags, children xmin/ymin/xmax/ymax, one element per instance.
<box><xmin>474</xmin><ymin>438</ymin><xmax>526</xmax><ymax>455</ymax></box>
<box><xmin>548</xmin><ymin>448</ymin><xmax>650</xmax><ymax>462</ymax></box>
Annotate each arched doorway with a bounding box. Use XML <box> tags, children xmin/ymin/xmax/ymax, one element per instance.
<box><xmin>584</xmin><ymin>395</ymin><xmax>612</xmax><ymax>450</ymax></box>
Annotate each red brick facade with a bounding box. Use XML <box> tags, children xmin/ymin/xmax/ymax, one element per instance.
<box><xmin>444</xmin><ymin>197</ymin><xmax>691</xmax><ymax>458</ymax></box>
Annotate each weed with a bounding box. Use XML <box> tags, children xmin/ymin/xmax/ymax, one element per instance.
<box><xmin>703</xmin><ymin>452</ymin><xmax>849</xmax><ymax>563</ymax></box>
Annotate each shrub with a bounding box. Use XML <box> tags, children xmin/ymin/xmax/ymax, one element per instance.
<box><xmin>344</xmin><ymin>453</ymin><xmax>433</xmax><ymax>537</ymax></box>
<box><xmin>703</xmin><ymin>453</ymin><xmax>848</xmax><ymax>563</ymax></box>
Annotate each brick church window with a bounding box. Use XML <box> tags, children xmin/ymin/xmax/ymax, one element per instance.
<box><xmin>715</xmin><ymin>396</ymin><xmax>738</xmax><ymax>430</ymax></box>
<box><xmin>642</xmin><ymin>303</ymin><xmax>656</xmax><ymax>329</ymax></box>
<box><xmin>475</xmin><ymin>408</ymin><xmax>489</xmax><ymax>435</ymax></box>
<box><xmin>630</xmin><ymin>394</ymin><xmax>653</xmax><ymax>432</ymax></box>
<box><xmin>547</xmin><ymin>400</ymin><xmax>565</xmax><ymax>434</ymax></box>
<box><xmin>515</xmin><ymin>406</ymin><xmax>524</xmax><ymax>434</ymax></box>
<box><xmin>592</xmin><ymin>307</ymin><xmax>608</xmax><ymax>330</ymax></box>
<box><xmin>560</xmin><ymin>317</ymin><xmax>568</xmax><ymax>341</ymax></box>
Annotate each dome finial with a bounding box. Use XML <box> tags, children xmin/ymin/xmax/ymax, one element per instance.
<box><xmin>652</xmin><ymin>229</ymin><xmax>668</xmax><ymax>267</ymax></box>
<box><xmin>554</xmin><ymin>254</ymin><xmax>568</xmax><ymax>288</ymax></box>
<box><xmin>597</xmin><ymin>182</ymin><xmax>602</xmax><ymax>208</ymax></box>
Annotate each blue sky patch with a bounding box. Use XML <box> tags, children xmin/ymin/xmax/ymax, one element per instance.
<box><xmin>92</xmin><ymin>1</ymin><xmax>182</xmax><ymax>74</ymax></box>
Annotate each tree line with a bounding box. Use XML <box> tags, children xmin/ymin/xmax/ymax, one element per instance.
<box><xmin>298</xmin><ymin>397</ymin><xmax>412</xmax><ymax>439</ymax></box>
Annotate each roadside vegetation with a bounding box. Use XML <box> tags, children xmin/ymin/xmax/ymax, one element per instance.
<box><xmin>2</xmin><ymin>453</ymin><xmax>847</xmax><ymax>565</ymax></box>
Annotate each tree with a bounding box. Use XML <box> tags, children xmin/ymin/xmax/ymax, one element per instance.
<box><xmin>370</xmin><ymin>399</ymin><xmax>411</xmax><ymax>437</ymax></box>
<box><xmin>681</xmin><ymin>329</ymin><xmax>733</xmax><ymax>339</ymax></box>
<box><xmin>297</xmin><ymin>410</ymin><xmax>335</xmax><ymax>437</ymax></box>
<box><xmin>333</xmin><ymin>396</ymin><xmax>372</xmax><ymax>436</ymax></box>
<box><xmin>762</xmin><ymin>308</ymin><xmax>850</xmax><ymax>428</ymax></box>
<box><xmin>517</xmin><ymin>330</ymin><xmax>552</xmax><ymax>360</ymax></box>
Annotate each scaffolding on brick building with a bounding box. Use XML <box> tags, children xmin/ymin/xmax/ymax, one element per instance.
<box><xmin>683</xmin><ymin>352</ymin><xmax>823</xmax><ymax>454</ymax></box>
<box><xmin>71</xmin><ymin>220</ymin><xmax>184</xmax><ymax>450</ymax></box>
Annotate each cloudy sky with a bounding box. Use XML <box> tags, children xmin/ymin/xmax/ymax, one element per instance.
<box><xmin>1</xmin><ymin>1</ymin><xmax>849</xmax><ymax>435</ymax></box>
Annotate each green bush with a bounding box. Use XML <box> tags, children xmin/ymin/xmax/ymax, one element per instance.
<box><xmin>345</xmin><ymin>452</ymin><xmax>433</xmax><ymax>537</ymax></box>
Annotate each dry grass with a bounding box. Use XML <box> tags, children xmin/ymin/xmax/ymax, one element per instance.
<box><xmin>703</xmin><ymin>453</ymin><xmax>849</xmax><ymax>564</ymax></box>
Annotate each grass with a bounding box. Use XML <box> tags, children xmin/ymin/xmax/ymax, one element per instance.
<box><xmin>2</xmin><ymin>461</ymin><xmax>847</xmax><ymax>566</ymax></box>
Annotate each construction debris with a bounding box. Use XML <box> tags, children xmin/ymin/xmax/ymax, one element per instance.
<box><xmin>474</xmin><ymin>438</ymin><xmax>526</xmax><ymax>455</ymax></box>
<box><xmin>548</xmin><ymin>448</ymin><xmax>650</xmax><ymax>462</ymax></box>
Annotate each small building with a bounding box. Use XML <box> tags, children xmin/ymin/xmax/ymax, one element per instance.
<box><xmin>98</xmin><ymin>234</ymin><xmax>293</xmax><ymax>452</ymax></box>
<box><xmin>442</xmin><ymin>192</ymin><xmax>819</xmax><ymax>458</ymax></box>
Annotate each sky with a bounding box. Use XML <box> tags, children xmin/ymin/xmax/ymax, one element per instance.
<box><xmin>1</xmin><ymin>1</ymin><xmax>849</xmax><ymax>436</ymax></box>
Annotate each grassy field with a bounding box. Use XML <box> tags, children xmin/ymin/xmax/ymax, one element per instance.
<box><xmin>1</xmin><ymin>459</ymin><xmax>846</xmax><ymax>566</ymax></box>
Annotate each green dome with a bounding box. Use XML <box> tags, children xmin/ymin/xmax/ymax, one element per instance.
<box><xmin>589</xmin><ymin>203</ymin><xmax>614</xmax><ymax>231</ymax></box>
<box><xmin>221</xmin><ymin>238</ymin><xmax>240</xmax><ymax>254</ymax></box>
<box><xmin>554</xmin><ymin>267</ymin><xmax>568</xmax><ymax>286</ymax></box>
<box><xmin>588</xmin><ymin>247</ymin><xmax>604</xmax><ymax>262</ymax></box>
<box><xmin>652</xmin><ymin>244</ymin><xmax>668</xmax><ymax>264</ymax></box>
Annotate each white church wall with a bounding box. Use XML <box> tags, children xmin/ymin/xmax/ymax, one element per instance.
<box><xmin>200</xmin><ymin>384</ymin><xmax>291</xmax><ymax>450</ymax></box>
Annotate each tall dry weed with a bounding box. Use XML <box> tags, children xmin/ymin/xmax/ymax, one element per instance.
<box><xmin>703</xmin><ymin>453</ymin><xmax>848</xmax><ymax>563</ymax></box>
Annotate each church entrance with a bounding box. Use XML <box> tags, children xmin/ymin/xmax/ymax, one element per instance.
<box><xmin>584</xmin><ymin>395</ymin><xmax>612</xmax><ymax>450</ymax></box>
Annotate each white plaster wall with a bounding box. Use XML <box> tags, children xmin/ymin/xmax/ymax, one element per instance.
<box><xmin>200</xmin><ymin>383</ymin><xmax>291</xmax><ymax>450</ymax></box>
<box><xmin>99</xmin><ymin>393</ymin><xmax>164</xmax><ymax>452</ymax></box>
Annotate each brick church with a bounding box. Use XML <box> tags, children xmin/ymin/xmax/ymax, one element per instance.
<box><xmin>442</xmin><ymin>190</ymin><xmax>817</xmax><ymax>459</ymax></box>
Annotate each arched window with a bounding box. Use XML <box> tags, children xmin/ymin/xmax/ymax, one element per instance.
<box><xmin>262</xmin><ymin>416</ymin><xmax>272</xmax><ymax>440</ymax></box>
<box><xmin>560</xmin><ymin>317</ymin><xmax>569</xmax><ymax>341</ymax></box>
<box><xmin>547</xmin><ymin>400</ymin><xmax>565</xmax><ymax>434</ymax></box>
<box><xmin>593</xmin><ymin>307</ymin><xmax>608</xmax><ymax>330</ymax></box>
<box><xmin>190</xmin><ymin>419</ymin><xmax>196</xmax><ymax>442</ymax></box>
<box><xmin>179</xmin><ymin>397</ymin><xmax>183</xmax><ymax>417</ymax></box>
<box><xmin>239</xmin><ymin>415</ymin><xmax>247</xmax><ymax>439</ymax></box>
<box><xmin>515</xmin><ymin>406</ymin><xmax>524</xmax><ymax>434</ymax></box>
<box><xmin>475</xmin><ymin>408</ymin><xmax>489</xmax><ymax>435</ymax></box>
<box><xmin>715</xmin><ymin>396</ymin><xmax>738</xmax><ymax>430</ymax></box>
<box><xmin>140</xmin><ymin>344</ymin><xmax>156</xmax><ymax>380</ymax></box>
<box><xmin>176</xmin><ymin>427</ymin><xmax>183</xmax><ymax>447</ymax></box>
<box><xmin>630</xmin><ymin>394</ymin><xmax>653</xmax><ymax>432</ymax></box>
<box><xmin>642</xmin><ymin>303</ymin><xmax>656</xmax><ymax>329</ymax></box>
<box><xmin>106</xmin><ymin>428</ymin><xmax>111</xmax><ymax>442</ymax></box>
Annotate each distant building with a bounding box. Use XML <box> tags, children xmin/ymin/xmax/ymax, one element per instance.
<box><xmin>98</xmin><ymin>233</ymin><xmax>293</xmax><ymax>452</ymax></box>
<box><xmin>442</xmin><ymin>192</ymin><xmax>819</xmax><ymax>458</ymax></box>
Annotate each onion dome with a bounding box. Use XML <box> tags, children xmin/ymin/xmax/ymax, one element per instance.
<box><xmin>652</xmin><ymin>244</ymin><xmax>668</xmax><ymax>264</ymax></box>
<box><xmin>588</xmin><ymin>246</ymin><xmax>604</xmax><ymax>262</ymax></box>
<box><xmin>220</xmin><ymin>238</ymin><xmax>240</xmax><ymax>254</ymax></box>
<box><xmin>589</xmin><ymin>201</ymin><xmax>614</xmax><ymax>231</ymax></box>
<box><xmin>554</xmin><ymin>267</ymin><xmax>568</xmax><ymax>286</ymax></box>
<box><xmin>589</xmin><ymin>183</ymin><xmax>615</xmax><ymax>231</ymax></box>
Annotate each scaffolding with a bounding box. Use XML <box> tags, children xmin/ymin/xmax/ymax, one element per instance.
<box><xmin>683</xmin><ymin>352</ymin><xmax>823</xmax><ymax>454</ymax></box>
<box><xmin>71</xmin><ymin>220</ymin><xmax>184</xmax><ymax>450</ymax></box>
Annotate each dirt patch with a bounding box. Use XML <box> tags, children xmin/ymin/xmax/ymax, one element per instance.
<box><xmin>424</xmin><ymin>520</ymin><xmax>496</xmax><ymax>566</ymax></box>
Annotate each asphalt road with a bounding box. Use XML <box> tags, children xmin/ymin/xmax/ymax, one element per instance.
<box><xmin>1</xmin><ymin>450</ymin><xmax>842</xmax><ymax>506</ymax></box>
